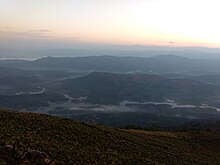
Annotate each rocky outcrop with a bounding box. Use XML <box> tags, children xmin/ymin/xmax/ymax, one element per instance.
<box><xmin>0</xmin><ymin>142</ymin><xmax>56</xmax><ymax>165</ymax></box>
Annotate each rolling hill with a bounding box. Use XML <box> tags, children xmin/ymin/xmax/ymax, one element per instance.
<box><xmin>0</xmin><ymin>109</ymin><xmax>220</xmax><ymax>164</ymax></box>
<box><xmin>49</xmin><ymin>72</ymin><xmax>219</xmax><ymax>105</ymax></box>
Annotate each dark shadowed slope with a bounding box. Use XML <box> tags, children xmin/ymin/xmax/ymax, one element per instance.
<box><xmin>0</xmin><ymin>109</ymin><xmax>220</xmax><ymax>164</ymax></box>
<box><xmin>49</xmin><ymin>72</ymin><xmax>219</xmax><ymax>105</ymax></box>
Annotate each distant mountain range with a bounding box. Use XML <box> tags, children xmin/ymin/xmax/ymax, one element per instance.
<box><xmin>1</xmin><ymin>55</ymin><xmax>220</xmax><ymax>74</ymax></box>
<box><xmin>1</xmin><ymin>46</ymin><xmax>220</xmax><ymax>60</ymax></box>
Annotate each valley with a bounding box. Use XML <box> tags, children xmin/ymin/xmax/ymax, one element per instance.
<box><xmin>0</xmin><ymin>55</ymin><xmax>220</xmax><ymax>128</ymax></box>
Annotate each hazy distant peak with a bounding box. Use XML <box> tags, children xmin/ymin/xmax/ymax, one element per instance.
<box><xmin>152</xmin><ymin>54</ymin><xmax>189</xmax><ymax>60</ymax></box>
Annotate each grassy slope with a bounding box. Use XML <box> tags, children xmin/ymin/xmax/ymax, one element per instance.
<box><xmin>0</xmin><ymin>109</ymin><xmax>220</xmax><ymax>165</ymax></box>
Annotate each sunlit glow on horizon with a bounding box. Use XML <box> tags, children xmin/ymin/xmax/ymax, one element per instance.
<box><xmin>1</xmin><ymin>0</ymin><xmax>220</xmax><ymax>48</ymax></box>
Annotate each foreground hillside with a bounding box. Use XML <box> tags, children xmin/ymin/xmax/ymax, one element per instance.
<box><xmin>0</xmin><ymin>110</ymin><xmax>220</xmax><ymax>164</ymax></box>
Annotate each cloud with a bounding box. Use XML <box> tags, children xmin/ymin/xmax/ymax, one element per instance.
<box><xmin>4</xmin><ymin>26</ymin><xmax>11</xmax><ymax>29</ymax></box>
<box><xmin>61</xmin><ymin>37</ymin><xmax>81</xmax><ymax>41</ymax></box>
<box><xmin>0</xmin><ymin>28</ymin><xmax>79</xmax><ymax>41</ymax></box>
<box><xmin>0</xmin><ymin>28</ymin><xmax>52</xmax><ymax>38</ymax></box>
<box><xmin>29</xmin><ymin>29</ymin><xmax>52</xmax><ymax>33</ymax></box>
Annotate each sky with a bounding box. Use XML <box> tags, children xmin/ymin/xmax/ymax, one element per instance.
<box><xmin>1</xmin><ymin>0</ymin><xmax>220</xmax><ymax>52</ymax></box>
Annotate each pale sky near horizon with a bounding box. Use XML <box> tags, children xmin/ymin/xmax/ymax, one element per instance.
<box><xmin>1</xmin><ymin>0</ymin><xmax>220</xmax><ymax>49</ymax></box>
